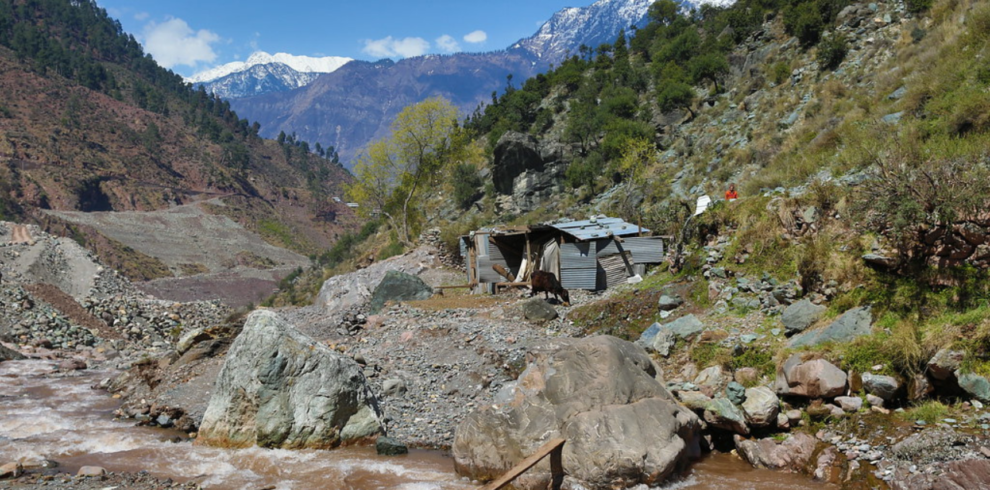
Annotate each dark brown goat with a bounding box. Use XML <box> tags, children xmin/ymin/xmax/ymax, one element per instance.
<box><xmin>531</xmin><ymin>271</ymin><xmax>570</xmax><ymax>305</ymax></box>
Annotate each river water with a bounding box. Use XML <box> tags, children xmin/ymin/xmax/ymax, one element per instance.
<box><xmin>0</xmin><ymin>360</ymin><xmax>826</xmax><ymax>489</ymax></box>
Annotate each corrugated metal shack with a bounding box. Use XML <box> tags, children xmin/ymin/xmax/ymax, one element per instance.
<box><xmin>460</xmin><ymin>216</ymin><xmax>665</xmax><ymax>293</ymax></box>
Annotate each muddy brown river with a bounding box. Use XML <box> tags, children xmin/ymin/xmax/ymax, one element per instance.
<box><xmin>0</xmin><ymin>360</ymin><xmax>827</xmax><ymax>489</ymax></box>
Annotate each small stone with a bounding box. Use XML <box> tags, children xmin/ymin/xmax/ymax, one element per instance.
<box><xmin>726</xmin><ymin>382</ymin><xmax>747</xmax><ymax>405</ymax></box>
<box><xmin>376</xmin><ymin>436</ymin><xmax>409</xmax><ymax>456</ymax></box>
<box><xmin>866</xmin><ymin>394</ymin><xmax>884</xmax><ymax>408</ymax></box>
<box><xmin>0</xmin><ymin>462</ymin><xmax>24</xmax><ymax>479</ymax></box>
<box><xmin>835</xmin><ymin>396</ymin><xmax>863</xmax><ymax>412</ymax></box>
<box><xmin>77</xmin><ymin>466</ymin><xmax>107</xmax><ymax>477</ymax></box>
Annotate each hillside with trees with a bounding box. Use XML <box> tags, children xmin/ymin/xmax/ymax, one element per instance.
<box><xmin>0</xmin><ymin>0</ymin><xmax>355</xmax><ymax>288</ymax></box>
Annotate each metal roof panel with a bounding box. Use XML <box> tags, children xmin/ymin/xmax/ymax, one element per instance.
<box><xmin>551</xmin><ymin>216</ymin><xmax>650</xmax><ymax>241</ymax></box>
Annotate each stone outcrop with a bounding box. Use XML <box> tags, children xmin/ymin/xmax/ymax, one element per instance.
<box><xmin>788</xmin><ymin>306</ymin><xmax>872</xmax><ymax>348</ymax></box>
<box><xmin>491</xmin><ymin>132</ymin><xmax>567</xmax><ymax>212</ymax></box>
<box><xmin>781</xmin><ymin>299</ymin><xmax>826</xmax><ymax>336</ymax></box>
<box><xmin>197</xmin><ymin>310</ymin><xmax>384</xmax><ymax>449</ymax></box>
<box><xmin>776</xmin><ymin>354</ymin><xmax>848</xmax><ymax>399</ymax></box>
<box><xmin>452</xmin><ymin>336</ymin><xmax>700</xmax><ymax>489</ymax></box>
<box><xmin>367</xmin><ymin>270</ymin><xmax>433</xmax><ymax>314</ymax></box>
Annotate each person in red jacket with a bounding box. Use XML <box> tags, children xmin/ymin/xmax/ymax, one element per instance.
<box><xmin>725</xmin><ymin>183</ymin><xmax>738</xmax><ymax>201</ymax></box>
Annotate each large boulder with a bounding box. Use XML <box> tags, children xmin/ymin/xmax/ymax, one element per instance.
<box><xmin>315</xmin><ymin>247</ymin><xmax>434</xmax><ymax>322</ymax></box>
<box><xmin>956</xmin><ymin>371</ymin><xmax>990</xmax><ymax>403</ymax></box>
<box><xmin>741</xmin><ymin>387</ymin><xmax>779</xmax><ymax>427</ymax></box>
<box><xmin>197</xmin><ymin>310</ymin><xmax>384</xmax><ymax>449</ymax></box>
<box><xmin>775</xmin><ymin>354</ymin><xmax>848</xmax><ymax>399</ymax></box>
<box><xmin>788</xmin><ymin>306</ymin><xmax>872</xmax><ymax>348</ymax></box>
<box><xmin>781</xmin><ymin>299</ymin><xmax>826</xmax><ymax>336</ymax></box>
<box><xmin>735</xmin><ymin>432</ymin><xmax>819</xmax><ymax>471</ymax></box>
<box><xmin>367</xmin><ymin>270</ymin><xmax>433</xmax><ymax>314</ymax></box>
<box><xmin>452</xmin><ymin>336</ymin><xmax>701</xmax><ymax>489</ymax></box>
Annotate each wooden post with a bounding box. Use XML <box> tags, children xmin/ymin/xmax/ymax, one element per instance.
<box><xmin>481</xmin><ymin>438</ymin><xmax>566</xmax><ymax>490</ymax></box>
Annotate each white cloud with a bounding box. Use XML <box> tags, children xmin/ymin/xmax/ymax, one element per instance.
<box><xmin>142</xmin><ymin>18</ymin><xmax>220</xmax><ymax>69</ymax></box>
<box><xmin>134</xmin><ymin>12</ymin><xmax>149</xmax><ymax>21</ymax></box>
<box><xmin>436</xmin><ymin>34</ymin><xmax>460</xmax><ymax>53</ymax></box>
<box><xmin>362</xmin><ymin>36</ymin><xmax>430</xmax><ymax>59</ymax></box>
<box><xmin>463</xmin><ymin>30</ymin><xmax>487</xmax><ymax>44</ymax></box>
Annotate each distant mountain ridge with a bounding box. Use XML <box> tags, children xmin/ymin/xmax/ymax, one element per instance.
<box><xmin>207</xmin><ymin>0</ymin><xmax>659</xmax><ymax>164</ymax></box>
<box><xmin>188</xmin><ymin>51</ymin><xmax>351</xmax><ymax>83</ymax></box>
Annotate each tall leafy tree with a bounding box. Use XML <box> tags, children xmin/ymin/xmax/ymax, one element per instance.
<box><xmin>346</xmin><ymin>97</ymin><xmax>461</xmax><ymax>245</ymax></box>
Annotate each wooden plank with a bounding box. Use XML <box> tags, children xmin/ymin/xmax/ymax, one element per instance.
<box><xmin>481</xmin><ymin>438</ymin><xmax>566</xmax><ymax>490</ymax></box>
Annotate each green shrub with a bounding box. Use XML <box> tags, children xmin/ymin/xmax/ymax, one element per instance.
<box><xmin>906</xmin><ymin>0</ymin><xmax>934</xmax><ymax>14</ymax></box>
<box><xmin>817</xmin><ymin>33</ymin><xmax>849</xmax><ymax>70</ymax></box>
<box><xmin>451</xmin><ymin>163</ymin><xmax>483</xmax><ymax>210</ymax></box>
<box><xmin>769</xmin><ymin>61</ymin><xmax>791</xmax><ymax>85</ymax></box>
<box><xmin>784</xmin><ymin>2</ymin><xmax>825</xmax><ymax>46</ymax></box>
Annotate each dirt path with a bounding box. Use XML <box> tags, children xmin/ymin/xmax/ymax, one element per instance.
<box><xmin>10</xmin><ymin>224</ymin><xmax>31</xmax><ymax>244</ymax></box>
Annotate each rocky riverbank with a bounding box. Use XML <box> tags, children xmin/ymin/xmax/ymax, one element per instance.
<box><xmin>4</xmin><ymin>222</ymin><xmax>990</xmax><ymax>489</ymax></box>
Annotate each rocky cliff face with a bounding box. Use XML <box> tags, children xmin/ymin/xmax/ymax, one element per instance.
<box><xmin>197</xmin><ymin>310</ymin><xmax>384</xmax><ymax>449</ymax></box>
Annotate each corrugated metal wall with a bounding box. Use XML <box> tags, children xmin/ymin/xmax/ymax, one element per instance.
<box><xmin>623</xmin><ymin>237</ymin><xmax>665</xmax><ymax>264</ymax></box>
<box><xmin>477</xmin><ymin>238</ymin><xmax>514</xmax><ymax>283</ymax></box>
<box><xmin>598</xmin><ymin>252</ymin><xmax>633</xmax><ymax>289</ymax></box>
<box><xmin>560</xmin><ymin>242</ymin><xmax>597</xmax><ymax>290</ymax></box>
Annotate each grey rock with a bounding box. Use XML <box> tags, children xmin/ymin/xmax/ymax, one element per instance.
<box><xmin>522</xmin><ymin>298</ymin><xmax>559</xmax><ymax>322</ymax></box>
<box><xmin>866</xmin><ymin>394</ymin><xmax>885</xmax><ymax>408</ymax></box>
<box><xmin>735</xmin><ymin>432</ymin><xmax>818</xmax><ymax>471</ymax></box>
<box><xmin>928</xmin><ymin>349</ymin><xmax>965</xmax><ymax>381</ymax></box>
<box><xmin>704</xmin><ymin>397</ymin><xmax>750</xmax><ymax>435</ymax></box>
<box><xmin>775</xmin><ymin>354</ymin><xmax>848</xmax><ymax>398</ymax></box>
<box><xmin>726</xmin><ymin>382</ymin><xmax>747</xmax><ymax>405</ymax></box>
<box><xmin>788</xmin><ymin>306</ymin><xmax>872</xmax><ymax>348</ymax></box>
<box><xmin>888</xmin><ymin>86</ymin><xmax>908</xmax><ymax>100</ymax></box>
<box><xmin>741</xmin><ymin>387</ymin><xmax>780</xmax><ymax>427</ymax></box>
<box><xmin>383</xmin><ymin>378</ymin><xmax>407</xmax><ymax>397</ymax></box>
<box><xmin>452</xmin><ymin>336</ymin><xmax>701</xmax><ymax>488</ymax></box>
<box><xmin>881</xmin><ymin>112</ymin><xmax>904</xmax><ymax>125</ymax></box>
<box><xmin>664</xmin><ymin>314</ymin><xmax>705</xmax><ymax>340</ymax></box>
<box><xmin>368</xmin><ymin>271</ymin><xmax>433</xmax><ymax>314</ymax></box>
<box><xmin>658</xmin><ymin>295</ymin><xmax>684</xmax><ymax>311</ymax></box>
<box><xmin>781</xmin><ymin>299</ymin><xmax>827</xmax><ymax>335</ymax></box>
<box><xmin>198</xmin><ymin>310</ymin><xmax>384</xmax><ymax>449</ymax></box>
<box><xmin>678</xmin><ymin>391</ymin><xmax>713</xmax><ymax>412</ymax></box>
<box><xmin>862</xmin><ymin>373</ymin><xmax>901</xmax><ymax>401</ymax></box>
<box><xmin>835</xmin><ymin>396</ymin><xmax>863</xmax><ymax>412</ymax></box>
<box><xmin>1</xmin><ymin>344</ymin><xmax>26</xmax><ymax>361</ymax></box>
<box><xmin>376</xmin><ymin>436</ymin><xmax>409</xmax><ymax>456</ymax></box>
<box><xmin>863</xmin><ymin>253</ymin><xmax>898</xmax><ymax>268</ymax></box>
<box><xmin>956</xmin><ymin>371</ymin><xmax>990</xmax><ymax>403</ymax></box>
<box><xmin>695</xmin><ymin>366</ymin><xmax>727</xmax><ymax>389</ymax></box>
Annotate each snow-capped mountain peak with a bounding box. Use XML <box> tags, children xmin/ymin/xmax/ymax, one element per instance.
<box><xmin>187</xmin><ymin>51</ymin><xmax>352</xmax><ymax>83</ymax></box>
<box><xmin>511</xmin><ymin>0</ymin><xmax>657</xmax><ymax>64</ymax></box>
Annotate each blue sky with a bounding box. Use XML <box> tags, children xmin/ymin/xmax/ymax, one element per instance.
<box><xmin>97</xmin><ymin>1</ymin><xmax>587</xmax><ymax>78</ymax></box>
